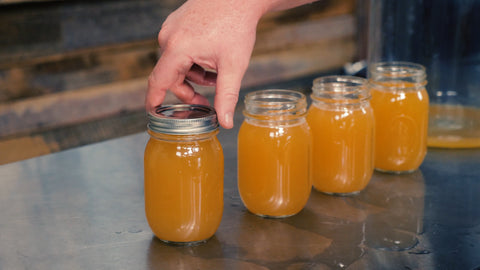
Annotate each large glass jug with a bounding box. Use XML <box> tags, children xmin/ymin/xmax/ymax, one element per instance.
<box><xmin>368</xmin><ymin>0</ymin><xmax>480</xmax><ymax>148</ymax></box>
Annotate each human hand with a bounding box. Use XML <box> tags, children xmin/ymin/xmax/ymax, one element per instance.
<box><xmin>146</xmin><ymin>0</ymin><xmax>266</xmax><ymax>129</ymax></box>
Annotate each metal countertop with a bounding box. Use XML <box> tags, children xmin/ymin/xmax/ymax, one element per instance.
<box><xmin>1</xmin><ymin>91</ymin><xmax>479</xmax><ymax>270</ymax></box>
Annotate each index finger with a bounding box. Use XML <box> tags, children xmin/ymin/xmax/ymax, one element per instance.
<box><xmin>146</xmin><ymin>50</ymin><xmax>193</xmax><ymax>111</ymax></box>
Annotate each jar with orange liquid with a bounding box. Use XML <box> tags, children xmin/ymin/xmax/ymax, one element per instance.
<box><xmin>368</xmin><ymin>0</ymin><xmax>480</xmax><ymax>148</ymax></box>
<box><xmin>238</xmin><ymin>90</ymin><xmax>312</xmax><ymax>218</ymax></box>
<box><xmin>307</xmin><ymin>76</ymin><xmax>374</xmax><ymax>195</ymax></box>
<box><xmin>144</xmin><ymin>104</ymin><xmax>224</xmax><ymax>245</ymax></box>
<box><xmin>369</xmin><ymin>62</ymin><xmax>429</xmax><ymax>173</ymax></box>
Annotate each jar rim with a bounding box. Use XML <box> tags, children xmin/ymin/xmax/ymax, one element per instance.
<box><xmin>311</xmin><ymin>76</ymin><xmax>370</xmax><ymax>104</ymax></box>
<box><xmin>368</xmin><ymin>61</ymin><xmax>426</xmax><ymax>79</ymax></box>
<box><xmin>147</xmin><ymin>104</ymin><xmax>219</xmax><ymax>135</ymax></box>
<box><xmin>244</xmin><ymin>89</ymin><xmax>307</xmax><ymax>118</ymax></box>
<box><xmin>312</xmin><ymin>75</ymin><xmax>367</xmax><ymax>91</ymax></box>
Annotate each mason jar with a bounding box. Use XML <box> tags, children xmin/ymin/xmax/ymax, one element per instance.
<box><xmin>307</xmin><ymin>76</ymin><xmax>374</xmax><ymax>195</ymax></box>
<box><xmin>238</xmin><ymin>89</ymin><xmax>312</xmax><ymax>218</ymax></box>
<box><xmin>144</xmin><ymin>104</ymin><xmax>224</xmax><ymax>245</ymax></box>
<box><xmin>369</xmin><ymin>62</ymin><xmax>429</xmax><ymax>173</ymax></box>
<box><xmin>367</xmin><ymin>0</ymin><xmax>480</xmax><ymax>148</ymax></box>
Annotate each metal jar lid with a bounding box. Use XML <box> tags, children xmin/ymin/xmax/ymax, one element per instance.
<box><xmin>147</xmin><ymin>104</ymin><xmax>219</xmax><ymax>135</ymax></box>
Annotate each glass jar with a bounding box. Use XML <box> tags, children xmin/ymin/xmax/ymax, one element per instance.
<box><xmin>307</xmin><ymin>76</ymin><xmax>374</xmax><ymax>195</ymax></box>
<box><xmin>144</xmin><ymin>104</ymin><xmax>224</xmax><ymax>245</ymax></box>
<box><xmin>369</xmin><ymin>62</ymin><xmax>429</xmax><ymax>173</ymax></box>
<box><xmin>368</xmin><ymin>0</ymin><xmax>480</xmax><ymax>148</ymax></box>
<box><xmin>237</xmin><ymin>89</ymin><xmax>312</xmax><ymax>218</ymax></box>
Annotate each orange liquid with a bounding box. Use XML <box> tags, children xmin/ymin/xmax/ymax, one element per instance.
<box><xmin>144</xmin><ymin>131</ymin><xmax>224</xmax><ymax>243</ymax></box>
<box><xmin>370</xmin><ymin>83</ymin><xmax>429</xmax><ymax>172</ymax></box>
<box><xmin>307</xmin><ymin>103</ymin><xmax>374</xmax><ymax>194</ymax></box>
<box><xmin>237</xmin><ymin>120</ymin><xmax>312</xmax><ymax>217</ymax></box>
<box><xmin>428</xmin><ymin>104</ymin><xmax>480</xmax><ymax>148</ymax></box>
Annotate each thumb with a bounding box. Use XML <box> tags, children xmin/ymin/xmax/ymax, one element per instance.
<box><xmin>214</xmin><ymin>65</ymin><xmax>246</xmax><ymax>129</ymax></box>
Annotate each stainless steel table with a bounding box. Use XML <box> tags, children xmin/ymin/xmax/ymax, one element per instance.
<box><xmin>1</xmin><ymin>101</ymin><xmax>479</xmax><ymax>270</ymax></box>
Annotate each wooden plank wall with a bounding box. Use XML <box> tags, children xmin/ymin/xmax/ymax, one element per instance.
<box><xmin>0</xmin><ymin>0</ymin><xmax>358</xmax><ymax>164</ymax></box>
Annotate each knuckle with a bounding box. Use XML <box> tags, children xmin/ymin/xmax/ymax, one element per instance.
<box><xmin>173</xmin><ymin>84</ymin><xmax>195</xmax><ymax>103</ymax></box>
<box><xmin>147</xmin><ymin>73</ymin><xmax>158</xmax><ymax>88</ymax></box>
<box><xmin>157</xmin><ymin>28</ymin><xmax>167</xmax><ymax>46</ymax></box>
<box><xmin>221</xmin><ymin>90</ymin><xmax>239</xmax><ymax>104</ymax></box>
<box><xmin>177</xmin><ymin>91</ymin><xmax>192</xmax><ymax>102</ymax></box>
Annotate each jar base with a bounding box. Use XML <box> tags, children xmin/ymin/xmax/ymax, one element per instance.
<box><xmin>158</xmin><ymin>238</ymin><xmax>209</xmax><ymax>246</ymax></box>
<box><xmin>375</xmin><ymin>168</ymin><xmax>418</xmax><ymax>174</ymax></box>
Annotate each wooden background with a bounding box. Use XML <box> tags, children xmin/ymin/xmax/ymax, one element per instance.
<box><xmin>0</xmin><ymin>0</ymin><xmax>360</xmax><ymax>164</ymax></box>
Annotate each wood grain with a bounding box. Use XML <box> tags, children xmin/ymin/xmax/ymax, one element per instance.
<box><xmin>0</xmin><ymin>0</ymin><xmax>358</xmax><ymax>163</ymax></box>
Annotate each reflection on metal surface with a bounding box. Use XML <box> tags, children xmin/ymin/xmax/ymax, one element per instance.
<box><xmin>174</xmin><ymin>170</ymin><xmax>426</xmax><ymax>269</ymax></box>
<box><xmin>147</xmin><ymin>236</ymin><xmax>269</xmax><ymax>270</ymax></box>
<box><xmin>359</xmin><ymin>170</ymin><xmax>425</xmax><ymax>251</ymax></box>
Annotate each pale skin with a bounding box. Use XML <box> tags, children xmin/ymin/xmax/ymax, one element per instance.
<box><xmin>147</xmin><ymin>0</ymin><xmax>317</xmax><ymax>129</ymax></box>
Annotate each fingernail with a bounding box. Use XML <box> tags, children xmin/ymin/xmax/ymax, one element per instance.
<box><xmin>224</xmin><ymin>112</ymin><xmax>233</xmax><ymax>129</ymax></box>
